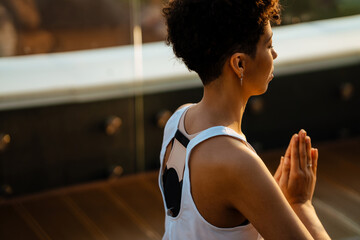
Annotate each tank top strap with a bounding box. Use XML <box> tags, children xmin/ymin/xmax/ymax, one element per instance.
<box><xmin>160</xmin><ymin>104</ymin><xmax>194</xmax><ymax>165</ymax></box>
<box><xmin>178</xmin><ymin>107</ymin><xmax>198</xmax><ymax>140</ymax></box>
<box><xmin>184</xmin><ymin>126</ymin><xmax>251</xmax><ymax>170</ymax></box>
<box><xmin>187</xmin><ymin>126</ymin><xmax>247</xmax><ymax>152</ymax></box>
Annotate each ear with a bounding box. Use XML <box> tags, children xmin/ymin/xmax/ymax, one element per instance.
<box><xmin>229</xmin><ymin>53</ymin><xmax>246</xmax><ymax>79</ymax></box>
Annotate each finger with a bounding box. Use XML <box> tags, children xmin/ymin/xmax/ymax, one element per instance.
<box><xmin>279</xmin><ymin>155</ymin><xmax>290</xmax><ymax>188</ymax></box>
<box><xmin>290</xmin><ymin>133</ymin><xmax>300</xmax><ymax>173</ymax></box>
<box><xmin>299</xmin><ymin>129</ymin><xmax>307</xmax><ymax>170</ymax></box>
<box><xmin>305</xmin><ymin>136</ymin><xmax>312</xmax><ymax>171</ymax></box>
<box><xmin>274</xmin><ymin>156</ymin><xmax>283</xmax><ymax>181</ymax></box>
<box><xmin>311</xmin><ymin>148</ymin><xmax>318</xmax><ymax>174</ymax></box>
<box><xmin>274</xmin><ymin>157</ymin><xmax>283</xmax><ymax>178</ymax></box>
<box><xmin>284</xmin><ymin>138</ymin><xmax>291</xmax><ymax>160</ymax></box>
<box><xmin>281</xmin><ymin>137</ymin><xmax>292</xmax><ymax>178</ymax></box>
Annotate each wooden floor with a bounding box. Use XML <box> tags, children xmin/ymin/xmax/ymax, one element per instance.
<box><xmin>1</xmin><ymin>137</ymin><xmax>360</xmax><ymax>240</ymax></box>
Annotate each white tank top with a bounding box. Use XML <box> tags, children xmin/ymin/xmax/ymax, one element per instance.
<box><xmin>159</xmin><ymin>105</ymin><xmax>263</xmax><ymax>240</ymax></box>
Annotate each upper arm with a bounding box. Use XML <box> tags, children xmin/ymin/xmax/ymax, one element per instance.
<box><xmin>199</xmin><ymin>137</ymin><xmax>313</xmax><ymax>239</ymax></box>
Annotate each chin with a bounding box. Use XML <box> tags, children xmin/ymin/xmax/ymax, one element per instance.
<box><xmin>252</xmin><ymin>87</ymin><xmax>268</xmax><ymax>96</ymax></box>
<box><xmin>261</xmin><ymin>87</ymin><xmax>269</xmax><ymax>95</ymax></box>
<box><xmin>255</xmin><ymin>82</ymin><xmax>270</xmax><ymax>96</ymax></box>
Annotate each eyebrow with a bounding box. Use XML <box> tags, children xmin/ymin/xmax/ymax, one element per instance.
<box><xmin>265</xmin><ymin>32</ymin><xmax>273</xmax><ymax>43</ymax></box>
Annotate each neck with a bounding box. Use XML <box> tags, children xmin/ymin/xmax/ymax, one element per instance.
<box><xmin>195</xmin><ymin>76</ymin><xmax>250</xmax><ymax>135</ymax></box>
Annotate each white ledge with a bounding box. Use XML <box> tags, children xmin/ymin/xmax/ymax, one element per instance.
<box><xmin>0</xmin><ymin>15</ymin><xmax>359</xmax><ymax>110</ymax></box>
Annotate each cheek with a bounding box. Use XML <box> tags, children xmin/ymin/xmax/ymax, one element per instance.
<box><xmin>245</xmin><ymin>51</ymin><xmax>273</xmax><ymax>82</ymax></box>
<box><xmin>259</xmin><ymin>53</ymin><xmax>273</xmax><ymax>77</ymax></box>
<box><xmin>254</xmin><ymin>57</ymin><xmax>272</xmax><ymax>78</ymax></box>
<box><xmin>263</xmin><ymin>51</ymin><xmax>273</xmax><ymax>67</ymax></box>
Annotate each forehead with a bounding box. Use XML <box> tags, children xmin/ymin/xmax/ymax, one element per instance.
<box><xmin>258</xmin><ymin>22</ymin><xmax>273</xmax><ymax>44</ymax></box>
<box><xmin>263</xmin><ymin>22</ymin><xmax>273</xmax><ymax>38</ymax></box>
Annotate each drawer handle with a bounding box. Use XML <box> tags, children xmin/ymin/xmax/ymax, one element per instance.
<box><xmin>340</xmin><ymin>82</ymin><xmax>354</xmax><ymax>101</ymax></box>
<box><xmin>109</xmin><ymin>165</ymin><xmax>124</xmax><ymax>179</ymax></box>
<box><xmin>1</xmin><ymin>184</ymin><xmax>13</xmax><ymax>196</ymax></box>
<box><xmin>156</xmin><ymin>110</ymin><xmax>172</xmax><ymax>129</ymax></box>
<box><xmin>105</xmin><ymin>116</ymin><xmax>122</xmax><ymax>136</ymax></box>
<box><xmin>0</xmin><ymin>134</ymin><xmax>11</xmax><ymax>151</ymax></box>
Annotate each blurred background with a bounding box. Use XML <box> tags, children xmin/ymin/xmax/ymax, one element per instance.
<box><xmin>0</xmin><ymin>0</ymin><xmax>360</xmax><ymax>239</ymax></box>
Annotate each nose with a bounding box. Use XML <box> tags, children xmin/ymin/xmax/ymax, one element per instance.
<box><xmin>272</xmin><ymin>48</ymin><xmax>278</xmax><ymax>60</ymax></box>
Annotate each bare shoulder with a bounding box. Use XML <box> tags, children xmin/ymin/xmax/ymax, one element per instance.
<box><xmin>191</xmin><ymin>135</ymin><xmax>267</xmax><ymax>176</ymax></box>
<box><xmin>190</xmin><ymin>135</ymin><xmax>273</xmax><ymax>205</ymax></box>
<box><xmin>190</xmin><ymin>135</ymin><xmax>281</xmax><ymax>211</ymax></box>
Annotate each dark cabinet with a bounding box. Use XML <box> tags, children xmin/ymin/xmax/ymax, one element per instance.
<box><xmin>0</xmin><ymin>98</ymin><xmax>136</xmax><ymax>196</ymax></box>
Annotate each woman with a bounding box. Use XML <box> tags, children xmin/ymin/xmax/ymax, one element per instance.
<box><xmin>159</xmin><ymin>0</ymin><xmax>331</xmax><ymax>239</ymax></box>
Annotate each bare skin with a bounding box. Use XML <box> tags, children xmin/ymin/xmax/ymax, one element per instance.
<box><xmin>163</xmin><ymin>22</ymin><xmax>330</xmax><ymax>239</ymax></box>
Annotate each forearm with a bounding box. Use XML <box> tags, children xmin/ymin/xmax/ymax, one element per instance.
<box><xmin>291</xmin><ymin>201</ymin><xmax>331</xmax><ymax>240</ymax></box>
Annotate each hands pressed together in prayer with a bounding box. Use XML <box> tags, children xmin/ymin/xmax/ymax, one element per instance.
<box><xmin>274</xmin><ymin>129</ymin><xmax>318</xmax><ymax>206</ymax></box>
<box><xmin>273</xmin><ymin>130</ymin><xmax>331</xmax><ymax>239</ymax></box>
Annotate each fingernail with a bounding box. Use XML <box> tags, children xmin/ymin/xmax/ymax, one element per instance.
<box><xmin>295</xmin><ymin>134</ymin><xmax>299</xmax><ymax>141</ymax></box>
<box><xmin>301</xmin><ymin>129</ymin><xmax>306</xmax><ymax>137</ymax></box>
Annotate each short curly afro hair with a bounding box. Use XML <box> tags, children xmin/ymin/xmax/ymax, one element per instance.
<box><xmin>163</xmin><ymin>0</ymin><xmax>281</xmax><ymax>85</ymax></box>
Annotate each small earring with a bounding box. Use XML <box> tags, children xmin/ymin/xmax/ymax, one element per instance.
<box><xmin>240</xmin><ymin>73</ymin><xmax>244</xmax><ymax>86</ymax></box>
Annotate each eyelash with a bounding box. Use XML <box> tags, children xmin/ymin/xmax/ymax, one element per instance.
<box><xmin>268</xmin><ymin>45</ymin><xmax>274</xmax><ymax>49</ymax></box>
